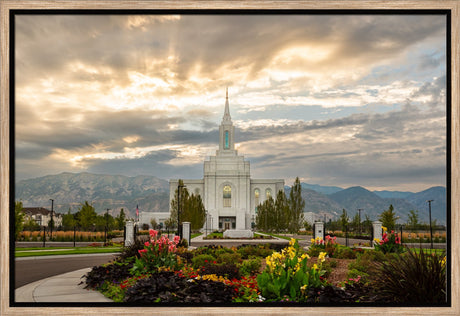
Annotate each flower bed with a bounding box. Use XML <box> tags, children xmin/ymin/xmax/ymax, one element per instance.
<box><xmin>81</xmin><ymin>229</ymin><xmax>447</xmax><ymax>305</ymax></box>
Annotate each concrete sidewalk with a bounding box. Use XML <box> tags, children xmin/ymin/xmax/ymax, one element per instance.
<box><xmin>15</xmin><ymin>268</ymin><xmax>112</xmax><ymax>303</ymax></box>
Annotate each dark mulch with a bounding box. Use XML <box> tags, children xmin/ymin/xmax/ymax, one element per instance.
<box><xmin>306</xmin><ymin>282</ymin><xmax>378</xmax><ymax>303</ymax></box>
<box><xmin>81</xmin><ymin>262</ymin><xmax>133</xmax><ymax>289</ymax></box>
<box><xmin>124</xmin><ymin>271</ymin><xmax>235</xmax><ymax>303</ymax></box>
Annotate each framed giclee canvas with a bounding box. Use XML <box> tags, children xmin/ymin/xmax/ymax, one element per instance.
<box><xmin>1</xmin><ymin>1</ymin><xmax>459</xmax><ymax>315</ymax></box>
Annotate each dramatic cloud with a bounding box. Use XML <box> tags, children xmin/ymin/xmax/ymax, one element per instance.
<box><xmin>14</xmin><ymin>13</ymin><xmax>447</xmax><ymax>191</ymax></box>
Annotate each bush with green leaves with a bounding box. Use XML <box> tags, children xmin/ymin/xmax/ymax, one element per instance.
<box><xmin>191</xmin><ymin>254</ymin><xmax>217</xmax><ymax>269</ymax></box>
<box><xmin>239</xmin><ymin>257</ymin><xmax>262</xmax><ymax>276</ymax></box>
<box><xmin>334</xmin><ymin>245</ymin><xmax>357</xmax><ymax>259</ymax></box>
<box><xmin>200</xmin><ymin>262</ymin><xmax>241</xmax><ymax>280</ymax></box>
<box><xmin>217</xmin><ymin>252</ymin><xmax>242</xmax><ymax>265</ymax></box>
<box><xmin>370</xmin><ymin>248</ymin><xmax>446</xmax><ymax>303</ymax></box>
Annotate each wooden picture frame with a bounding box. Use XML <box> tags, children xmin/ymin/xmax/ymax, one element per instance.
<box><xmin>1</xmin><ymin>1</ymin><xmax>458</xmax><ymax>315</ymax></box>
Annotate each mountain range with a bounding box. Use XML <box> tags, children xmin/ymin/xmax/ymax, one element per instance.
<box><xmin>15</xmin><ymin>172</ymin><xmax>447</xmax><ymax>224</ymax></box>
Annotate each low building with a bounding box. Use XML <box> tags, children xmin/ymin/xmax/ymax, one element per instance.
<box><xmin>138</xmin><ymin>211</ymin><xmax>171</xmax><ymax>230</ymax></box>
<box><xmin>23</xmin><ymin>207</ymin><xmax>63</xmax><ymax>228</ymax></box>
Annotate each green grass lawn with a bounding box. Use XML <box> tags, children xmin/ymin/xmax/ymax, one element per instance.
<box><xmin>411</xmin><ymin>248</ymin><xmax>446</xmax><ymax>255</ymax></box>
<box><xmin>258</xmin><ymin>232</ymin><xmax>292</xmax><ymax>240</ymax></box>
<box><xmin>15</xmin><ymin>246</ymin><xmax>122</xmax><ymax>257</ymax></box>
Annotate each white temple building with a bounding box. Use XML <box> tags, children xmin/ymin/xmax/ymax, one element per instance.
<box><xmin>169</xmin><ymin>89</ymin><xmax>284</xmax><ymax>231</ymax></box>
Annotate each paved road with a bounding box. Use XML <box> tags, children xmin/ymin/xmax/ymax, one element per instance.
<box><xmin>14</xmin><ymin>253</ymin><xmax>117</xmax><ymax>289</ymax></box>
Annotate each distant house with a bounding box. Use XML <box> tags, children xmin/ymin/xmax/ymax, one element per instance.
<box><xmin>23</xmin><ymin>207</ymin><xmax>63</xmax><ymax>227</ymax></box>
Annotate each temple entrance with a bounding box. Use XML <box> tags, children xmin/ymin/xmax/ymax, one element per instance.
<box><xmin>219</xmin><ymin>216</ymin><xmax>236</xmax><ymax>231</ymax></box>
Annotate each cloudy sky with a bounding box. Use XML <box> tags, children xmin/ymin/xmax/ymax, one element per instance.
<box><xmin>14</xmin><ymin>13</ymin><xmax>447</xmax><ymax>191</ymax></box>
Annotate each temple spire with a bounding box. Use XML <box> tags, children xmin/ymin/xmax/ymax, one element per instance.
<box><xmin>222</xmin><ymin>87</ymin><xmax>232</xmax><ymax>124</ymax></box>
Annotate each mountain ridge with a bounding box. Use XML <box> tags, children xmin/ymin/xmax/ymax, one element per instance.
<box><xmin>15</xmin><ymin>172</ymin><xmax>446</xmax><ymax>224</ymax></box>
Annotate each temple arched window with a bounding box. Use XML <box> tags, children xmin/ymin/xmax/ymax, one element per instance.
<box><xmin>224</xmin><ymin>130</ymin><xmax>229</xmax><ymax>149</ymax></box>
<box><xmin>223</xmin><ymin>185</ymin><xmax>231</xmax><ymax>207</ymax></box>
<box><xmin>265</xmin><ymin>188</ymin><xmax>272</xmax><ymax>200</ymax></box>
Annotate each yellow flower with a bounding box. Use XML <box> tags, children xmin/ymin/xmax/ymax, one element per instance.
<box><xmin>382</xmin><ymin>226</ymin><xmax>387</xmax><ymax>232</ymax></box>
<box><xmin>300</xmin><ymin>284</ymin><xmax>307</xmax><ymax>291</ymax></box>
<box><xmin>294</xmin><ymin>263</ymin><xmax>301</xmax><ymax>272</ymax></box>
<box><xmin>440</xmin><ymin>256</ymin><xmax>446</xmax><ymax>267</ymax></box>
<box><xmin>318</xmin><ymin>252</ymin><xmax>326</xmax><ymax>262</ymax></box>
<box><xmin>312</xmin><ymin>264</ymin><xmax>318</xmax><ymax>270</ymax></box>
<box><xmin>311</xmin><ymin>238</ymin><xmax>315</xmax><ymax>244</ymax></box>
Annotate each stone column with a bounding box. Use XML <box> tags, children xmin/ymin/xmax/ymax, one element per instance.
<box><xmin>373</xmin><ymin>221</ymin><xmax>382</xmax><ymax>246</ymax></box>
<box><xmin>125</xmin><ymin>220</ymin><xmax>134</xmax><ymax>247</ymax></box>
<box><xmin>236</xmin><ymin>209</ymin><xmax>245</xmax><ymax>230</ymax></box>
<box><xmin>314</xmin><ymin>221</ymin><xmax>324</xmax><ymax>240</ymax></box>
<box><xmin>182</xmin><ymin>222</ymin><xmax>191</xmax><ymax>246</ymax></box>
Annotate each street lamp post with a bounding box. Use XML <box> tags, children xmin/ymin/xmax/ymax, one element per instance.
<box><xmin>357</xmin><ymin>209</ymin><xmax>363</xmax><ymax>234</ymax></box>
<box><xmin>427</xmin><ymin>200</ymin><xmax>434</xmax><ymax>249</ymax></box>
<box><xmin>205</xmin><ymin>210</ymin><xmax>208</xmax><ymax>237</ymax></box>
<box><xmin>105</xmin><ymin>208</ymin><xmax>110</xmax><ymax>245</ymax></box>
<box><xmin>49</xmin><ymin>199</ymin><xmax>54</xmax><ymax>241</ymax></box>
<box><xmin>177</xmin><ymin>183</ymin><xmax>186</xmax><ymax>240</ymax></box>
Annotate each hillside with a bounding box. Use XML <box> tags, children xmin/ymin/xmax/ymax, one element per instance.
<box><xmin>15</xmin><ymin>172</ymin><xmax>170</xmax><ymax>217</ymax></box>
<box><xmin>15</xmin><ymin>173</ymin><xmax>447</xmax><ymax>224</ymax></box>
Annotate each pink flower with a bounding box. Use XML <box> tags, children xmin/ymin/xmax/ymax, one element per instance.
<box><xmin>138</xmin><ymin>249</ymin><xmax>147</xmax><ymax>255</ymax></box>
<box><xmin>144</xmin><ymin>241</ymin><xmax>150</xmax><ymax>247</ymax></box>
<box><xmin>149</xmin><ymin>229</ymin><xmax>158</xmax><ymax>239</ymax></box>
<box><xmin>173</xmin><ymin>235</ymin><xmax>180</xmax><ymax>244</ymax></box>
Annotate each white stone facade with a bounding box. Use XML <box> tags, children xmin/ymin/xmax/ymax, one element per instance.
<box><xmin>170</xmin><ymin>90</ymin><xmax>284</xmax><ymax>231</ymax></box>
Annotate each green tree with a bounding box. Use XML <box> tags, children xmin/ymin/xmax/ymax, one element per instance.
<box><xmin>115</xmin><ymin>208</ymin><xmax>127</xmax><ymax>230</ymax></box>
<box><xmin>15</xmin><ymin>201</ymin><xmax>25</xmax><ymax>240</ymax></box>
<box><xmin>23</xmin><ymin>217</ymin><xmax>40</xmax><ymax>231</ymax></box>
<box><xmin>407</xmin><ymin>210</ymin><xmax>420</xmax><ymax>232</ymax></box>
<box><xmin>303</xmin><ymin>221</ymin><xmax>312</xmax><ymax>231</ymax></box>
<box><xmin>169</xmin><ymin>180</ymin><xmax>206</xmax><ymax>231</ymax></box>
<box><xmin>150</xmin><ymin>217</ymin><xmax>158</xmax><ymax>229</ymax></box>
<box><xmin>169</xmin><ymin>180</ymin><xmax>189</xmax><ymax>230</ymax></box>
<box><xmin>256</xmin><ymin>196</ymin><xmax>275</xmax><ymax>232</ymax></box>
<box><xmin>362</xmin><ymin>214</ymin><xmax>373</xmax><ymax>234</ymax></box>
<box><xmin>288</xmin><ymin>177</ymin><xmax>305</xmax><ymax>233</ymax></box>
<box><xmin>77</xmin><ymin>201</ymin><xmax>97</xmax><ymax>231</ymax></box>
<box><xmin>164</xmin><ymin>217</ymin><xmax>176</xmax><ymax>230</ymax></box>
<box><xmin>62</xmin><ymin>209</ymin><xmax>77</xmax><ymax>230</ymax></box>
<box><xmin>274</xmin><ymin>190</ymin><xmax>289</xmax><ymax>232</ymax></box>
<box><xmin>182</xmin><ymin>194</ymin><xmax>206</xmax><ymax>230</ymax></box>
<box><xmin>351</xmin><ymin>212</ymin><xmax>360</xmax><ymax>233</ymax></box>
<box><xmin>379</xmin><ymin>204</ymin><xmax>399</xmax><ymax>231</ymax></box>
<box><xmin>340</xmin><ymin>209</ymin><xmax>349</xmax><ymax>232</ymax></box>
<box><xmin>48</xmin><ymin>218</ymin><xmax>55</xmax><ymax>232</ymax></box>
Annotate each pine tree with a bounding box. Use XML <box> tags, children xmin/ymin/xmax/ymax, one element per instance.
<box><xmin>288</xmin><ymin>177</ymin><xmax>305</xmax><ymax>233</ymax></box>
<box><xmin>115</xmin><ymin>208</ymin><xmax>127</xmax><ymax>230</ymax></box>
<box><xmin>379</xmin><ymin>204</ymin><xmax>399</xmax><ymax>231</ymax></box>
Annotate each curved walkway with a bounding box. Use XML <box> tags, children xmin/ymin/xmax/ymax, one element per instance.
<box><xmin>15</xmin><ymin>267</ymin><xmax>111</xmax><ymax>303</ymax></box>
<box><xmin>14</xmin><ymin>234</ymin><xmax>288</xmax><ymax>303</ymax></box>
